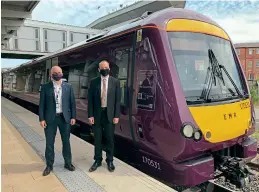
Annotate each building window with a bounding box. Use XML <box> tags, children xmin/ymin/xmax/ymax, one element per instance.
<box><xmin>248</xmin><ymin>73</ymin><xmax>254</xmax><ymax>80</ymax></box>
<box><xmin>70</xmin><ymin>33</ymin><xmax>73</xmax><ymax>42</ymax></box>
<box><xmin>63</xmin><ymin>32</ymin><xmax>66</xmax><ymax>41</ymax></box>
<box><xmin>14</xmin><ymin>39</ymin><xmax>18</xmax><ymax>49</ymax></box>
<box><xmin>257</xmin><ymin>60</ymin><xmax>259</xmax><ymax>67</ymax></box>
<box><xmin>35</xmin><ymin>28</ymin><xmax>39</xmax><ymax>39</ymax></box>
<box><xmin>236</xmin><ymin>49</ymin><xmax>240</xmax><ymax>55</ymax></box>
<box><xmin>249</xmin><ymin>48</ymin><xmax>253</xmax><ymax>55</ymax></box>
<box><xmin>63</xmin><ymin>43</ymin><xmax>66</xmax><ymax>48</ymax></box>
<box><xmin>256</xmin><ymin>48</ymin><xmax>259</xmax><ymax>54</ymax></box>
<box><xmin>248</xmin><ymin>60</ymin><xmax>253</xmax><ymax>68</ymax></box>
<box><xmin>36</xmin><ymin>41</ymin><xmax>39</xmax><ymax>51</ymax></box>
<box><xmin>44</xmin><ymin>30</ymin><xmax>47</xmax><ymax>39</ymax></box>
<box><xmin>45</xmin><ymin>42</ymin><xmax>48</xmax><ymax>51</ymax></box>
<box><xmin>86</xmin><ymin>34</ymin><xmax>89</xmax><ymax>39</ymax></box>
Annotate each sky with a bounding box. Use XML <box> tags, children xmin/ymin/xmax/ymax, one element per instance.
<box><xmin>1</xmin><ymin>0</ymin><xmax>259</xmax><ymax>68</ymax></box>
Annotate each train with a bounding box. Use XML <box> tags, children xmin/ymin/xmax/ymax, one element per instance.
<box><xmin>2</xmin><ymin>7</ymin><xmax>257</xmax><ymax>188</ymax></box>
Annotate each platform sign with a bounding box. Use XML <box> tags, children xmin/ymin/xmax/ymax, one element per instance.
<box><xmin>137</xmin><ymin>29</ymin><xmax>142</xmax><ymax>42</ymax></box>
<box><xmin>136</xmin><ymin>70</ymin><xmax>157</xmax><ymax>111</ymax></box>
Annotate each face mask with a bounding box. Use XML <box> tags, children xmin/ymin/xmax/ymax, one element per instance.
<box><xmin>100</xmin><ymin>69</ymin><xmax>109</xmax><ymax>77</ymax></box>
<box><xmin>52</xmin><ymin>73</ymin><xmax>63</xmax><ymax>81</ymax></box>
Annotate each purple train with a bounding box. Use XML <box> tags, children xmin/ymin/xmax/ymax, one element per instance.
<box><xmin>2</xmin><ymin>8</ymin><xmax>257</xmax><ymax>188</ymax></box>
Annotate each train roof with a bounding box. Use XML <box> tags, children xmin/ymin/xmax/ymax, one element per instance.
<box><xmin>4</xmin><ymin>8</ymin><xmax>222</xmax><ymax>73</ymax></box>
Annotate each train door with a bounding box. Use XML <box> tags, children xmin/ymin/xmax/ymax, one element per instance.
<box><xmin>113</xmin><ymin>47</ymin><xmax>133</xmax><ymax>141</ymax></box>
<box><xmin>131</xmin><ymin>29</ymin><xmax>159</xmax><ymax>150</ymax></box>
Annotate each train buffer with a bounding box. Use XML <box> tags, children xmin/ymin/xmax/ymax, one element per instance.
<box><xmin>1</xmin><ymin>96</ymin><xmax>176</xmax><ymax>192</ymax></box>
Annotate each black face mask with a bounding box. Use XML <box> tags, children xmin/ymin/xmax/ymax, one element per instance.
<box><xmin>52</xmin><ymin>73</ymin><xmax>63</xmax><ymax>81</ymax></box>
<box><xmin>100</xmin><ymin>69</ymin><xmax>109</xmax><ymax>77</ymax></box>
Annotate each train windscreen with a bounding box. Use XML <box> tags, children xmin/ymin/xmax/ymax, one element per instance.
<box><xmin>168</xmin><ymin>32</ymin><xmax>245</xmax><ymax>103</ymax></box>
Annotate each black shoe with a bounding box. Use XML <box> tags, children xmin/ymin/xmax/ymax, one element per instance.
<box><xmin>64</xmin><ymin>164</ymin><xmax>75</xmax><ymax>171</ymax></box>
<box><xmin>107</xmin><ymin>161</ymin><xmax>115</xmax><ymax>172</ymax></box>
<box><xmin>43</xmin><ymin>166</ymin><xmax>53</xmax><ymax>176</ymax></box>
<box><xmin>89</xmin><ymin>161</ymin><xmax>102</xmax><ymax>172</ymax></box>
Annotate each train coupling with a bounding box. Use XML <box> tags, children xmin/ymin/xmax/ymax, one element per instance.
<box><xmin>215</xmin><ymin>156</ymin><xmax>254</xmax><ymax>188</ymax></box>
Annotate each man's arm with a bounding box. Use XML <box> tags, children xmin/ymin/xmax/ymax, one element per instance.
<box><xmin>114</xmin><ymin>79</ymin><xmax>121</xmax><ymax>118</ymax></box>
<box><xmin>70</xmin><ymin>85</ymin><xmax>76</xmax><ymax>119</ymax></box>
<box><xmin>88</xmin><ymin>80</ymin><xmax>94</xmax><ymax>118</ymax></box>
<box><xmin>39</xmin><ymin>84</ymin><xmax>45</xmax><ymax>122</ymax></box>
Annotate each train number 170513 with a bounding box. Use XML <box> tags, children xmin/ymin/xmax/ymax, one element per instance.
<box><xmin>142</xmin><ymin>156</ymin><xmax>161</xmax><ymax>170</ymax></box>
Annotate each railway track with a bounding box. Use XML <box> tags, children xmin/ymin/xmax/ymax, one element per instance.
<box><xmin>207</xmin><ymin>180</ymin><xmax>238</xmax><ymax>192</ymax></box>
<box><xmin>247</xmin><ymin>162</ymin><xmax>259</xmax><ymax>172</ymax></box>
<box><xmin>178</xmin><ymin>180</ymin><xmax>239</xmax><ymax>192</ymax></box>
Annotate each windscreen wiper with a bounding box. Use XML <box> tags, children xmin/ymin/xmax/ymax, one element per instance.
<box><xmin>200</xmin><ymin>49</ymin><xmax>243</xmax><ymax>101</ymax></box>
<box><xmin>200</xmin><ymin>49</ymin><xmax>223</xmax><ymax>101</ymax></box>
<box><xmin>200</xmin><ymin>65</ymin><xmax>213</xmax><ymax>101</ymax></box>
<box><xmin>208</xmin><ymin>49</ymin><xmax>243</xmax><ymax>98</ymax></box>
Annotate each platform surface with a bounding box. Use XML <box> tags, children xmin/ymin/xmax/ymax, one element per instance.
<box><xmin>1</xmin><ymin>114</ymin><xmax>68</xmax><ymax>192</ymax></box>
<box><xmin>1</xmin><ymin>97</ymin><xmax>176</xmax><ymax>192</ymax></box>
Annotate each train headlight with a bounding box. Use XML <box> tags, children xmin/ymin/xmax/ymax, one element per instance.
<box><xmin>181</xmin><ymin>124</ymin><xmax>194</xmax><ymax>138</ymax></box>
<box><xmin>193</xmin><ymin>130</ymin><xmax>202</xmax><ymax>141</ymax></box>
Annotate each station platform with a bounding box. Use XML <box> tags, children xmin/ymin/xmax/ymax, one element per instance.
<box><xmin>1</xmin><ymin>97</ymin><xmax>176</xmax><ymax>192</ymax></box>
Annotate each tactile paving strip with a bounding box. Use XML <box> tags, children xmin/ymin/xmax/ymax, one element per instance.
<box><xmin>2</xmin><ymin>106</ymin><xmax>105</xmax><ymax>192</ymax></box>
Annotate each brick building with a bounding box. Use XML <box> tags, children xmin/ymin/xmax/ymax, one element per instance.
<box><xmin>235</xmin><ymin>42</ymin><xmax>259</xmax><ymax>80</ymax></box>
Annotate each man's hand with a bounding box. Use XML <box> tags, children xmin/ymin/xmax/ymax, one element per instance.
<box><xmin>40</xmin><ymin>120</ymin><xmax>47</xmax><ymax>128</ymax></box>
<box><xmin>88</xmin><ymin>117</ymin><xmax>94</xmax><ymax>125</ymax></box>
<box><xmin>70</xmin><ymin>119</ymin><xmax>76</xmax><ymax>125</ymax></box>
<box><xmin>113</xmin><ymin>118</ymin><xmax>119</xmax><ymax>124</ymax></box>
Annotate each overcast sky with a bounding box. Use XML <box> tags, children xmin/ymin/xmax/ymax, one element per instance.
<box><xmin>1</xmin><ymin>0</ymin><xmax>259</xmax><ymax>68</ymax></box>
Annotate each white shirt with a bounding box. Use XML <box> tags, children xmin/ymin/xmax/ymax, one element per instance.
<box><xmin>101</xmin><ymin>75</ymin><xmax>109</xmax><ymax>107</ymax></box>
<box><xmin>53</xmin><ymin>81</ymin><xmax>62</xmax><ymax>113</ymax></box>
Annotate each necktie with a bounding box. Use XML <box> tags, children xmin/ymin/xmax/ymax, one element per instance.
<box><xmin>101</xmin><ymin>78</ymin><xmax>107</xmax><ymax>107</ymax></box>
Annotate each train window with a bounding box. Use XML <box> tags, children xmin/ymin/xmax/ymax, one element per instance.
<box><xmin>168</xmin><ymin>32</ymin><xmax>244</xmax><ymax>100</ymax></box>
<box><xmin>66</xmin><ymin>63</ymin><xmax>85</xmax><ymax>99</ymax></box>
<box><xmin>114</xmin><ymin>48</ymin><xmax>130</xmax><ymax>106</ymax></box>
<box><xmin>46</xmin><ymin>69</ymin><xmax>49</xmax><ymax>82</ymax></box>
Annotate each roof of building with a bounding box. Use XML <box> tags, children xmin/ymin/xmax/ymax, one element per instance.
<box><xmin>25</xmin><ymin>19</ymin><xmax>102</xmax><ymax>31</ymax></box>
<box><xmin>23</xmin><ymin>19</ymin><xmax>103</xmax><ymax>33</ymax></box>
<box><xmin>234</xmin><ymin>42</ymin><xmax>259</xmax><ymax>48</ymax></box>
<box><xmin>1</xmin><ymin>1</ymin><xmax>39</xmax><ymax>45</ymax></box>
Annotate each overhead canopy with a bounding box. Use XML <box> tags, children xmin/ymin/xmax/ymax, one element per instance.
<box><xmin>86</xmin><ymin>0</ymin><xmax>186</xmax><ymax>30</ymax></box>
<box><xmin>1</xmin><ymin>1</ymin><xmax>39</xmax><ymax>45</ymax></box>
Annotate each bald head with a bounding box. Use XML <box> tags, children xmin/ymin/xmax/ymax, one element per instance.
<box><xmin>50</xmin><ymin>66</ymin><xmax>63</xmax><ymax>82</ymax></box>
<box><xmin>50</xmin><ymin>66</ymin><xmax>62</xmax><ymax>75</ymax></box>
<box><xmin>99</xmin><ymin>60</ymin><xmax>109</xmax><ymax>70</ymax></box>
<box><xmin>98</xmin><ymin>60</ymin><xmax>110</xmax><ymax>77</ymax></box>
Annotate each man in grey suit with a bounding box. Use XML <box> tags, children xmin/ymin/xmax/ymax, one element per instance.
<box><xmin>39</xmin><ymin>66</ymin><xmax>76</xmax><ymax>176</ymax></box>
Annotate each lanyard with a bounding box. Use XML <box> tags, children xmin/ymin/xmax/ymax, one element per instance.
<box><xmin>54</xmin><ymin>87</ymin><xmax>61</xmax><ymax>104</ymax></box>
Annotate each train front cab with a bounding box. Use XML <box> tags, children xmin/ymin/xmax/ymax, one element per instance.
<box><xmin>164</xmin><ymin>19</ymin><xmax>257</xmax><ymax>186</ymax></box>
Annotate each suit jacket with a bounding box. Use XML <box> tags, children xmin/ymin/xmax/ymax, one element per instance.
<box><xmin>88</xmin><ymin>76</ymin><xmax>121</xmax><ymax>123</ymax></box>
<box><xmin>39</xmin><ymin>81</ymin><xmax>76</xmax><ymax>124</ymax></box>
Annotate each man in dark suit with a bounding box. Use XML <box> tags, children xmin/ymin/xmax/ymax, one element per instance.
<box><xmin>88</xmin><ymin>60</ymin><xmax>121</xmax><ymax>172</ymax></box>
<box><xmin>39</xmin><ymin>66</ymin><xmax>76</xmax><ymax>176</ymax></box>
